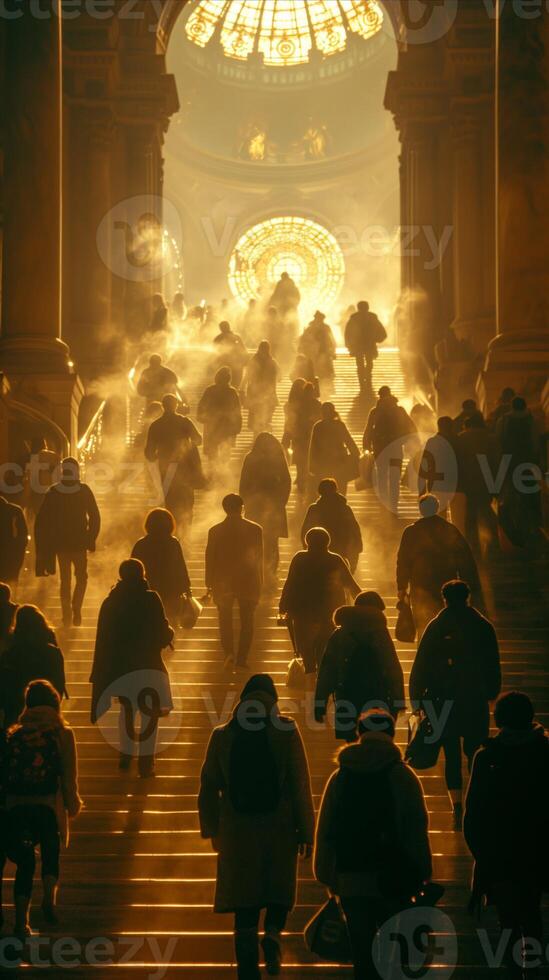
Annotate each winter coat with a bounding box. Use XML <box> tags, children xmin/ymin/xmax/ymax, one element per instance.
<box><xmin>5</xmin><ymin>705</ymin><xmax>82</xmax><ymax>847</ymax></box>
<box><xmin>410</xmin><ymin>605</ymin><xmax>501</xmax><ymax>743</ymax></box>
<box><xmin>301</xmin><ymin>493</ymin><xmax>362</xmax><ymax>567</ymax></box>
<box><xmin>364</xmin><ymin>397</ymin><xmax>416</xmax><ymax>458</ymax></box>
<box><xmin>457</xmin><ymin>427</ymin><xmax>500</xmax><ymax>501</ymax></box>
<box><xmin>205</xmin><ymin>515</ymin><xmax>263</xmax><ymax>603</ymax></box>
<box><xmin>144</xmin><ymin>412</ymin><xmax>202</xmax><ymax>469</ymax></box>
<box><xmin>196</xmin><ymin>383</ymin><xmax>242</xmax><ymax>456</ymax></box>
<box><xmin>418</xmin><ymin>433</ymin><xmax>460</xmax><ymax>497</ymax></box>
<box><xmin>0</xmin><ymin>638</ymin><xmax>67</xmax><ymax>727</ymax></box>
<box><xmin>280</xmin><ymin>550</ymin><xmax>360</xmax><ymax>622</ymax></box>
<box><xmin>309</xmin><ymin>418</ymin><xmax>359</xmax><ymax>486</ymax></box>
<box><xmin>344</xmin><ymin>310</ymin><xmax>386</xmax><ymax>358</ymax></box>
<box><xmin>0</xmin><ymin>496</ymin><xmax>28</xmax><ymax>582</ymax></box>
<box><xmin>298</xmin><ymin>323</ymin><xmax>336</xmax><ymax>379</ymax></box>
<box><xmin>464</xmin><ymin>725</ymin><xmax>549</xmax><ymax>898</ymax></box>
<box><xmin>35</xmin><ymin>480</ymin><xmax>100</xmax><ymax>575</ymax></box>
<box><xmin>315</xmin><ymin>606</ymin><xmax>405</xmax><ymax>739</ymax></box>
<box><xmin>137</xmin><ymin>364</ymin><xmax>178</xmax><ymax>402</ymax></box>
<box><xmin>239</xmin><ymin>450</ymin><xmax>291</xmax><ymax>540</ymax></box>
<box><xmin>198</xmin><ymin>694</ymin><xmax>314</xmax><ymax>913</ymax></box>
<box><xmin>244</xmin><ymin>356</ymin><xmax>279</xmax><ymax>414</ymax></box>
<box><xmin>90</xmin><ymin>579</ymin><xmax>174</xmax><ymax>722</ymax></box>
<box><xmin>131</xmin><ymin>532</ymin><xmax>191</xmax><ymax>616</ymax></box>
<box><xmin>283</xmin><ymin>395</ymin><xmax>322</xmax><ymax>449</ymax></box>
<box><xmin>314</xmin><ymin>733</ymin><xmax>431</xmax><ymax>898</ymax></box>
<box><xmin>396</xmin><ymin>515</ymin><xmax>480</xmax><ymax>600</ymax></box>
<box><xmin>270</xmin><ymin>277</ymin><xmax>301</xmax><ymax>315</ymax></box>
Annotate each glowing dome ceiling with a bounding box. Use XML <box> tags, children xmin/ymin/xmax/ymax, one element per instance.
<box><xmin>185</xmin><ymin>0</ymin><xmax>384</xmax><ymax>67</ymax></box>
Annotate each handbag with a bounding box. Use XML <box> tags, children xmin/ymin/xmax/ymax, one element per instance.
<box><xmin>405</xmin><ymin>710</ymin><xmax>442</xmax><ymax>770</ymax></box>
<box><xmin>304</xmin><ymin>895</ymin><xmax>352</xmax><ymax>963</ymax></box>
<box><xmin>180</xmin><ymin>594</ymin><xmax>202</xmax><ymax>629</ymax></box>
<box><xmin>286</xmin><ymin>657</ymin><xmax>306</xmax><ymax>690</ymax></box>
<box><xmin>395</xmin><ymin>596</ymin><xmax>416</xmax><ymax>643</ymax></box>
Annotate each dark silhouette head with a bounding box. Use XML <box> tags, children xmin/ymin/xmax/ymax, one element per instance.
<box><xmin>437</xmin><ymin>416</ymin><xmax>454</xmax><ymax>435</ymax></box>
<box><xmin>321</xmin><ymin>402</ymin><xmax>338</xmax><ymax>421</ymax></box>
<box><xmin>494</xmin><ymin>691</ymin><xmax>535</xmax><ymax>732</ymax></box>
<box><xmin>13</xmin><ymin>605</ymin><xmax>54</xmax><ymax>644</ymax></box>
<box><xmin>280</xmin><ymin>272</ymin><xmax>289</xmax><ymax>281</ymax></box>
<box><xmin>313</xmin><ymin>310</ymin><xmax>325</xmax><ymax>322</ymax></box>
<box><xmin>442</xmin><ymin>580</ymin><xmax>471</xmax><ymax>605</ymax></box>
<box><xmin>24</xmin><ymin>679</ymin><xmax>61</xmax><ymax>714</ymax></box>
<box><xmin>305</xmin><ymin>526</ymin><xmax>331</xmax><ymax>551</ymax></box>
<box><xmin>462</xmin><ymin>399</ymin><xmax>476</xmax><ymax>413</ymax></box>
<box><xmin>419</xmin><ymin>494</ymin><xmax>440</xmax><ymax>518</ymax></box>
<box><xmin>240</xmin><ymin>673</ymin><xmax>278</xmax><ymax>702</ymax></box>
<box><xmin>144</xmin><ymin>508</ymin><xmax>176</xmax><ymax>537</ymax></box>
<box><xmin>0</xmin><ymin>582</ymin><xmax>12</xmax><ymax>605</ymax></box>
<box><xmin>318</xmin><ymin>478</ymin><xmax>338</xmax><ymax>497</ymax></box>
<box><xmin>222</xmin><ymin>493</ymin><xmax>244</xmax><ymax>516</ymax></box>
<box><xmin>288</xmin><ymin>378</ymin><xmax>307</xmax><ymax>402</ymax></box>
<box><xmin>501</xmin><ymin>387</ymin><xmax>515</xmax><ymax>403</ymax></box>
<box><xmin>378</xmin><ymin>385</ymin><xmax>391</xmax><ymax>399</ymax></box>
<box><xmin>162</xmin><ymin>393</ymin><xmax>178</xmax><ymax>414</ymax></box>
<box><xmin>357</xmin><ymin>301</ymin><xmax>370</xmax><ymax>313</ymax></box>
<box><xmin>357</xmin><ymin>708</ymin><xmax>395</xmax><ymax>738</ymax></box>
<box><xmin>149</xmin><ymin>354</ymin><xmax>162</xmax><ymax>369</ymax></box>
<box><xmin>512</xmin><ymin>396</ymin><xmax>527</xmax><ymax>412</ymax></box>
<box><xmin>355</xmin><ymin>590</ymin><xmax>385</xmax><ymax>611</ymax></box>
<box><xmin>215</xmin><ymin>366</ymin><xmax>232</xmax><ymax>385</ymax></box>
<box><xmin>219</xmin><ymin>321</ymin><xmax>231</xmax><ymax>334</ymax></box>
<box><xmin>257</xmin><ymin>340</ymin><xmax>270</xmax><ymax>357</ymax></box>
<box><xmin>119</xmin><ymin>558</ymin><xmax>146</xmax><ymax>584</ymax></box>
<box><xmin>464</xmin><ymin>410</ymin><xmax>485</xmax><ymax>430</ymax></box>
<box><xmin>60</xmin><ymin>457</ymin><xmax>80</xmax><ymax>484</ymax></box>
<box><xmin>30</xmin><ymin>437</ymin><xmax>47</xmax><ymax>453</ymax></box>
<box><xmin>253</xmin><ymin>432</ymin><xmax>280</xmax><ymax>456</ymax></box>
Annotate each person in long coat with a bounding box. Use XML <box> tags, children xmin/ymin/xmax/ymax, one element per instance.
<box><xmin>301</xmin><ymin>477</ymin><xmax>363</xmax><ymax>572</ymax></box>
<box><xmin>282</xmin><ymin>380</ymin><xmax>322</xmax><ymax>495</ymax></box>
<box><xmin>396</xmin><ymin>493</ymin><xmax>481</xmax><ymax>637</ymax></box>
<box><xmin>315</xmin><ymin>591</ymin><xmax>405</xmax><ymax>740</ymax></box>
<box><xmin>90</xmin><ymin>559</ymin><xmax>174</xmax><ymax>777</ymax></box>
<box><xmin>309</xmin><ymin>402</ymin><xmax>359</xmax><ymax>495</ymax></box>
<box><xmin>198</xmin><ymin>674</ymin><xmax>314</xmax><ymax>979</ymax></box>
<box><xmin>344</xmin><ymin>300</ymin><xmax>387</xmax><ymax>390</ymax></box>
<box><xmin>0</xmin><ymin>605</ymin><xmax>67</xmax><ymax>727</ymax></box>
<box><xmin>279</xmin><ymin>527</ymin><xmax>360</xmax><ymax>685</ymax></box>
<box><xmin>239</xmin><ymin>433</ymin><xmax>291</xmax><ymax>581</ymax></box>
<box><xmin>298</xmin><ymin>311</ymin><xmax>336</xmax><ymax>382</ymax></box>
<box><xmin>197</xmin><ymin>367</ymin><xmax>243</xmax><ymax>460</ymax></box>
<box><xmin>410</xmin><ymin>579</ymin><xmax>501</xmax><ymax>827</ymax></box>
<box><xmin>243</xmin><ymin>341</ymin><xmax>279</xmax><ymax>436</ymax></box>
<box><xmin>144</xmin><ymin>393</ymin><xmax>203</xmax><ymax>528</ymax></box>
<box><xmin>131</xmin><ymin>508</ymin><xmax>191</xmax><ymax>623</ymax></box>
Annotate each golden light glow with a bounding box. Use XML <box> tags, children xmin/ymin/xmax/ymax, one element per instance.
<box><xmin>185</xmin><ymin>0</ymin><xmax>384</xmax><ymax>66</ymax></box>
<box><xmin>228</xmin><ymin>215</ymin><xmax>345</xmax><ymax>313</ymax></box>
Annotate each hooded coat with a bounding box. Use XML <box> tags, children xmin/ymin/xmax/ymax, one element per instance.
<box><xmin>464</xmin><ymin>725</ymin><xmax>549</xmax><ymax>899</ymax></box>
<box><xmin>0</xmin><ymin>635</ymin><xmax>67</xmax><ymax>727</ymax></box>
<box><xmin>198</xmin><ymin>694</ymin><xmax>315</xmax><ymax>912</ymax></box>
<box><xmin>314</xmin><ymin>733</ymin><xmax>431</xmax><ymax>898</ymax></box>
<box><xmin>308</xmin><ymin>417</ymin><xmax>359</xmax><ymax>487</ymax></box>
<box><xmin>90</xmin><ymin>579</ymin><xmax>174</xmax><ymax>723</ymax></box>
<box><xmin>196</xmin><ymin>382</ymin><xmax>242</xmax><ymax>456</ymax></box>
<box><xmin>301</xmin><ymin>492</ymin><xmax>363</xmax><ymax>569</ymax></box>
<box><xmin>131</xmin><ymin>532</ymin><xmax>191</xmax><ymax>619</ymax></box>
<box><xmin>409</xmin><ymin>604</ymin><xmax>501</xmax><ymax>744</ymax></box>
<box><xmin>396</xmin><ymin>514</ymin><xmax>481</xmax><ymax>611</ymax></box>
<box><xmin>315</xmin><ymin>606</ymin><xmax>405</xmax><ymax>739</ymax></box>
<box><xmin>239</xmin><ymin>442</ymin><xmax>291</xmax><ymax>540</ymax></box>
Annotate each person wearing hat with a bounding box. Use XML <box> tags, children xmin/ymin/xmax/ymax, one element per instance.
<box><xmin>198</xmin><ymin>673</ymin><xmax>314</xmax><ymax>979</ymax></box>
<box><xmin>315</xmin><ymin>591</ymin><xmax>404</xmax><ymax>741</ymax></box>
<box><xmin>363</xmin><ymin>386</ymin><xmax>416</xmax><ymax>516</ymax></box>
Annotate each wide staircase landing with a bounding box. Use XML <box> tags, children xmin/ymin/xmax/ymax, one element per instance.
<box><xmin>5</xmin><ymin>349</ymin><xmax>549</xmax><ymax>977</ymax></box>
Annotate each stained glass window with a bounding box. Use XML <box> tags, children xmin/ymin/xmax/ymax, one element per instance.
<box><xmin>185</xmin><ymin>0</ymin><xmax>384</xmax><ymax>66</ymax></box>
<box><xmin>228</xmin><ymin>216</ymin><xmax>346</xmax><ymax>314</ymax></box>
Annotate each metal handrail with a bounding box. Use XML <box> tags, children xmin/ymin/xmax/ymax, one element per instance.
<box><xmin>8</xmin><ymin>397</ymin><xmax>70</xmax><ymax>458</ymax></box>
<box><xmin>78</xmin><ymin>399</ymin><xmax>106</xmax><ymax>464</ymax></box>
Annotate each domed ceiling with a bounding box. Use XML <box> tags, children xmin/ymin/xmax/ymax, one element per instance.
<box><xmin>184</xmin><ymin>0</ymin><xmax>384</xmax><ymax>67</ymax></box>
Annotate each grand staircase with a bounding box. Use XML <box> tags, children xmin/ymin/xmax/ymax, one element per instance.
<box><xmin>5</xmin><ymin>349</ymin><xmax>549</xmax><ymax>977</ymax></box>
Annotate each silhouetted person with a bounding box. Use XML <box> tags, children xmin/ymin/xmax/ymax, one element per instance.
<box><xmin>171</xmin><ymin>291</ymin><xmax>187</xmax><ymax>322</ymax></box>
<box><xmin>410</xmin><ymin>580</ymin><xmax>501</xmax><ymax>827</ymax></box>
<box><xmin>240</xmin><ymin>298</ymin><xmax>259</xmax><ymax>346</ymax></box>
<box><xmin>279</xmin><ymin>527</ymin><xmax>360</xmax><ymax>684</ymax></box>
<box><xmin>396</xmin><ymin>494</ymin><xmax>481</xmax><ymax>637</ymax></box>
<box><xmin>418</xmin><ymin>416</ymin><xmax>460</xmax><ymax>515</ymax></box>
<box><xmin>244</xmin><ymin>341</ymin><xmax>279</xmax><ymax>436</ymax></box>
<box><xmin>213</xmin><ymin>321</ymin><xmax>249</xmax><ymax>388</ymax></box>
<box><xmin>150</xmin><ymin>292</ymin><xmax>168</xmax><ymax>333</ymax></box>
<box><xmin>344</xmin><ymin>300</ymin><xmax>387</xmax><ymax>390</ymax></box>
<box><xmin>145</xmin><ymin>393</ymin><xmax>203</xmax><ymax>527</ymax></box>
<box><xmin>91</xmin><ymin>559</ymin><xmax>174</xmax><ymax>777</ymax></box>
<box><xmin>4</xmin><ymin>680</ymin><xmax>82</xmax><ymax>938</ymax></box>
<box><xmin>457</xmin><ymin>411</ymin><xmax>500</xmax><ymax>557</ymax></box>
<box><xmin>314</xmin><ymin>708</ymin><xmax>432</xmax><ymax>980</ymax></box>
<box><xmin>488</xmin><ymin>386</ymin><xmax>515</xmax><ymax>429</ymax></box>
<box><xmin>309</xmin><ymin>402</ymin><xmax>359</xmax><ymax>496</ymax></box>
<box><xmin>315</xmin><ymin>592</ymin><xmax>405</xmax><ymax>741</ymax></box>
<box><xmin>205</xmin><ymin>494</ymin><xmax>263</xmax><ymax>670</ymax></box>
<box><xmin>298</xmin><ymin>311</ymin><xmax>336</xmax><ymax>382</ymax></box>
<box><xmin>301</xmin><ymin>478</ymin><xmax>363</xmax><ymax>572</ymax></box>
<box><xmin>496</xmin><ymin>396</ymin><xmax>543</xmax><ymax>549</ymax></box>
<box><xmin>132</xmin><ymin>508</ymin><xmax>191</xmax><ymax>623</ymax></box>
<box><xmin>282</xmin><ymin>380</ymin><xmax>322</xmax><ymax>494</ymax></box>
<box><xmin>197</xmin><ymin>367</ymin><xmax>243</xmax><ymax>460</ymax></box>
<box><xmin>0</xmin><ymin>605</ymin><xmax>66</xmax><ymax>727</ymax></box>
<box><xmin>289</xmin><ymin>352</ymin><xmax>319</xmax><ymax>395</ymax></box>
<box><xmin>198</xmin><ymin>674</ymin><xmax>314</xmax><ymax>980</ymax></box>
<box><xmin>465</xmin><ymin>692</ymin><xmax>549</xmax><ymax>978</ymax></box>
<box><xmin>269</xmin><ymin>271</ymin><xmax>301</xmax><ymax>317</ymax></box>
<box><xmin>364</xmin><ymin>386</ymin><xmax>416</xmax><ymax>515</ymax></box>
<box><xmin>35</xmin><ymin>458</ymin><xmax>100</xmax><ymax>627</ymax></box>
<box><xmin>0</xmin><ymin>583</ymin><xmax>17</xmax><ymax>655</ymax></box>
<box><xmin>137</xmin><ymin>354</ymin><xmax>179</xmax><ymax>404</ymax></box>
<box><xmin>239</xmin><ymin>433</ymin><xmax>291</xmax><ymax>582</ymax></box>
<box><xmin>0</xmin><ymin>494</ymin><xmax>28</xmax><ymax>589</ymax></box>
<box><xmin>453</xmin><ymin>398</ymin><xmax>478</xmax><ymax>434</ymax></box>
<box><xmin>23</xmin><ymin>438</ymin><xmax>60</xmax><ymax>523</ymax></box>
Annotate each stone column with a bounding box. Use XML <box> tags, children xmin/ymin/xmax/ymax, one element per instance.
<box><xmin>480</xmin><ymin>4</ymin><xmax>549</xmax><ymax>410</ymax></box>
<box><xmin>0</xmin><ymin>2</ymin><xmax>82</xmax><ymax>450</ymax></box>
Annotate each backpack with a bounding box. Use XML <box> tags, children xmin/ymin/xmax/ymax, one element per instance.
<box><xmin>228</xmin><ymin>725</ymin><xmax>281</xmax><ymax>815</ymax></box>
<box><xmin>5</xmin><ymin>727</ymin><xmax>61</xmax><ymax>797</ymax></box>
